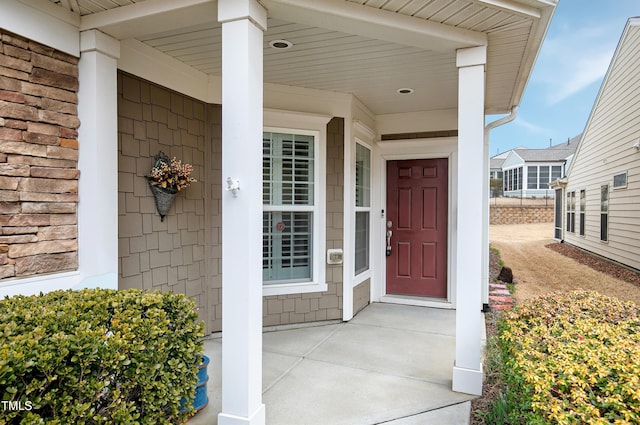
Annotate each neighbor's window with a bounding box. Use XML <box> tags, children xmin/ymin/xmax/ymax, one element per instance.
<box><xmin>613</xmin><ymin>171</ymin><xmax>627</xmax><ymax>189</ymax></box>
<box><xmin>539</xmin><ymin>166</ymin><xmax>550</xmax><ymax>189</ymax></box>
<box><xmin>579</xmin><ymin>189</ymin><xmax>586</xmax><ymax>236</ymax></box>
<box><xmin>263</xmin><ymin>131</ymin><xmax>315</xmax><ymax>282</ymax></box>
<box><xmin>505</xmin><ymin>167</ymin><xmax>523</xmax><ymax>191</ymax></box>
<box><xmin>518</xmin><ymin>167</ymin><xmax>523</xmax><ymax>190</ymax></box>
<box><xmin>355</xmin><ymin>143</ymin><xmax>371</xmax><ymax>275</ymax></box>
<box><xmin>551</xmin><ymin>166</ymin><xmax>562</xmax><ymax>182</ymax></box>
<box><xmin>527</xmin><ymin>166</ymin><xmax>538</xmax><ymax>190</ymax></box>
<box><xmin>566</xmin><ymin>191</ymin><xmax>575</xmax><ymax>233</ymax></box>
<box><xmin>600</xmin><ymin>184</ymin><xmax>609</xmax><ymax>242</ymax></box>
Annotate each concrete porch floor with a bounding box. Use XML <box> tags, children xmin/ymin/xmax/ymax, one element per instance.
<box><xmin>188</xmin><ymin>303</ymin><xmax>479</xmax><ymax>425</ymax></box>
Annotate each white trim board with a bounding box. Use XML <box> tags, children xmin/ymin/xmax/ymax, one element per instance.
<box><xmin>372</xmin><ymin>137</ymin><xmax>458</xmax><ymax>308</ymax></box>
<box><xmin>4</xmin><ymin>0</ymin><xmax>80</xmax><ymax>56</ymax></box>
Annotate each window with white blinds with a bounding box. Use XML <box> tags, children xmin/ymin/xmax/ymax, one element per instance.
<box><xmin>263</xmin><ymin>132</ymin><xmax>315</xmax><ymax>283</ymax></box>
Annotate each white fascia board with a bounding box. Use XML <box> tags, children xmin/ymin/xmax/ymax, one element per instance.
<box><xmin>376</xmin><ymin>109</ymin><xmax>458</xmax><ymax>135</ymax></box>
<box><xmin>119</xmin><ymin>39</ymin><xmax>215</xmax><ymax>103</ymax></box>
<box><xmin>263</xmin><ymin>109</ymin><xmax>332</xmax><ymax>128</ymax></box>
<box><xmin>4</xmin><ymin>0</ymin><xmax>80</xmax><ymax>57</ymax></box>
<box><xmin>80</xmin><ymin>0</ymin><xmax>216</xmax><ymax>40</ymax></box>
<box><xmin>264</xmin><ymin>83</ymin><xmax>352</xmax><ymax>118</ymax></box>
<box><xmin>506</xmin><ymin>3</ymin><xmax>555</xmax><ymax>111</ymax></box>
<box><xmin>18</xmin><ymin>0</ymin><xmax>80</xmax><ymax>27</ymax></box>
<box><xmin>263</xmin><ymin>0</ymin><xmax>486</xmax><ymax>53</ymax></box>
<box><xmin>471</xmin><ymin>0</ymin><xmax>540</xmax><ymax>18</ymax></box>
<box><xmin>530</xmin><ymin>0</ymin><xmax>558</xmax><ymax>6</ymax></box>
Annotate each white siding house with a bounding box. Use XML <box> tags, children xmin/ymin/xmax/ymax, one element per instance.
<box><xmin>553</xmin><ymin>17</ymin><xmax>640</xmax><ymax>271</ymax></box>
<box><xmin>1</xmin><ymin>0</ymin><xmax>556</xmax><ymax>422</ymax></box>
<box><xmin>502</xmin><ymin>135</ymin><xmax>579</xmax><ymax>198</ymax></box>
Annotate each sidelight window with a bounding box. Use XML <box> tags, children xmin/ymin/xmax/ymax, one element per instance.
<box><xmin>355</xmin><ymin>143</ymin><xmax>371</xmax><ymax>275</ymax></box>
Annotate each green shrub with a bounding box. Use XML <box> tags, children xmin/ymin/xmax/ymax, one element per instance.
<box><xmin>0</xmin><ymin>288</ymin><xmax>204</xmax><ymax>424</ymax></box>
<box><xmin>495</xmin><ymin>290</ymin><xmax>640</xmax><ymax>424</ymax></box>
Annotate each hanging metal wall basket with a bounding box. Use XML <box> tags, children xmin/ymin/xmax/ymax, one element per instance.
<box><xmin>149</xmin><ymin>183</ymin><xmax>177</xmax><ymax>222</ymax></box>
<box><xmin>147</xmin><ymin>151</ymin><xmax>197</xmax><ymax>222</ymax></box>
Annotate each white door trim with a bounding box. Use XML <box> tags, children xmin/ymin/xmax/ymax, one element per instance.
<box><xmin>372</xmin><ymin>137</ymin><xmax>458</xmax><ymax>309</ymax></box>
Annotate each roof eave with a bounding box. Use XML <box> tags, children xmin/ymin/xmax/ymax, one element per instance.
<box><xmin>489</xmin><ymin>0</ymin><xmax>557</xmax><ymax>114</ymax></box>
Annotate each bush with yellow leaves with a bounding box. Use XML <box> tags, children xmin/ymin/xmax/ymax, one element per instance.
<box><xmin>496</xmin><ymin>290</ymin><xmax>640</xmax><ymax>424</ymax></box>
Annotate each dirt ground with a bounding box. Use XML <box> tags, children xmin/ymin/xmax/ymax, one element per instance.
<box><xmin>490</xmin><ymin>223</ymin><xmax>640</xmax><ymax>306</ymax></box>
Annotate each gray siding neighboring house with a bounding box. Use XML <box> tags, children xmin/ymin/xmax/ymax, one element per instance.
<box><xmin>553</xmin><ymin>18</ymin><xmax>640</xmax><ymax>271</ymax></box>
<box><xmin>502</xmin><ymin>135</ymin><xmax>580</xmax><ymax>198</ymax></box>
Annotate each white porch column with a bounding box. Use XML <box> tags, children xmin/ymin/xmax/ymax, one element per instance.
<box><xmin>218</xmin><ymin>1</ymin><xmax>267</xmax><ymax>424</ymax></box>
<box><xmin>77</xmin><ymin>30</ymin><xmax>120</xmax><ymax>290</ymax></box>
<box><xmin>482</xmin><ymin>134</ymin><xmax>490</xmax><ymax>309</ymax></box>
<box><xmin>453</xmin><ymin>45</ymin><xmax>486</xmax><ymax>396</ymax></box>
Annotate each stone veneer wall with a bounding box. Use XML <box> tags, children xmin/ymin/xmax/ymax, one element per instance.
<box><xmin>117</xmin><ymin>72</ymin><xmax>211</xmax><ymax>329</ymax></box>
<box><xmin>262</xmin><ymin>117</ymin><xmax>345</xmax><ymax>326</ymax></box>
<box><xmin>490</xmin><ymin>205</ymin><xmax>554</xmax><ymax>225</ymax></box>
<box><xmin>0</xmin><ymin>30</ymin><xmax>80</xmax><ymax>280</ymax></box>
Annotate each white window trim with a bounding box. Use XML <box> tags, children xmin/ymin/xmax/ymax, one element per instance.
<box><xmin>600</xmin><ymin>184</ymin><xmax>609</xmax><ymax>243</ymax></box>
<box><xmin>348</xmin><ymin>121</ymin><xmax>377</xmax><ymax>290</ymax></box>
<box><xmin>579</xmin><ymin>188</ymin><xmax>586</xmax><ymax>237</ymax></box>
<box><xmin>354</xmin><ymin>139</ymin><xmax>373</xmax><ymax>285</ymax></box>
<box><xmin>263</xmin><ymin>110</ymin><xmax>330</xmax><ymax>296</ymax></box>
<box><xmin>613</xmin><ymin>171</ymin><xmax>628</xmax><ymax>189</ymax></box>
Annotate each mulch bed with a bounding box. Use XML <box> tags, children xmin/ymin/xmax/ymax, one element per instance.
<box><xmin>546</xmin><ymin>242</ymin><xmax>640</xmax><ymax>287</ymax></box>
<box><xmin>489</xmin><ymin>248</ymin><xmax>502</xmax><ymax>282</ymax></box>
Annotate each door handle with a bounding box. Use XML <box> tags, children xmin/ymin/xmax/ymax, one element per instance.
<box><xmin>386</xmin><ymin>221</ymin><xmax>392</xmax><ymax>256</ymax></box>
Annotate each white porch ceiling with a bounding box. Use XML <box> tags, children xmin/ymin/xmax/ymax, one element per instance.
<box><xmin>45</xmin><ymin>0</ymin><xmax>556</xmax><ymax>116</ymax></box>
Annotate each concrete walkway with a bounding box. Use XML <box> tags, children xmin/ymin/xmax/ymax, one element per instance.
<box><xmin>188</xmin><ymin>303</ymin><xmax>477</xmax><ymax>425</ymax></box>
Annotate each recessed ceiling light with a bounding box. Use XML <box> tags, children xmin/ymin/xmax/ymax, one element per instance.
<box><xmin>269</xmin><ymin>40</ymin><xmax>293</xmax><ymax>50</ymax></box>
<box><xmin>397</xmin><ymin>88</ymin><xmax>414</xmax><ymax>94</ymax></box>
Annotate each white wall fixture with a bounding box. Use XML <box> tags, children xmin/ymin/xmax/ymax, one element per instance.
<box><xmin>327</xmin><ymin>249</ymin><xmax>344</xmax><ymax>265</ymax></box>
<box><xmin>226</xmin><ymin>177</ymin><xmax>241</xmax><ymax>197</ymax></box>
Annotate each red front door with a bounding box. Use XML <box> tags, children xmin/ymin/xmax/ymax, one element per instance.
<box><xmin>386</xmin><ymin>159</ymin><xmax>448</xmax><ymax>298</ymax></box>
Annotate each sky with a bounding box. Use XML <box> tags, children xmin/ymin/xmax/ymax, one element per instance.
<box><xmin>488</xmin><ymin>0</ymin><xmax>639</xmax><ymax>157</ymax></box>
